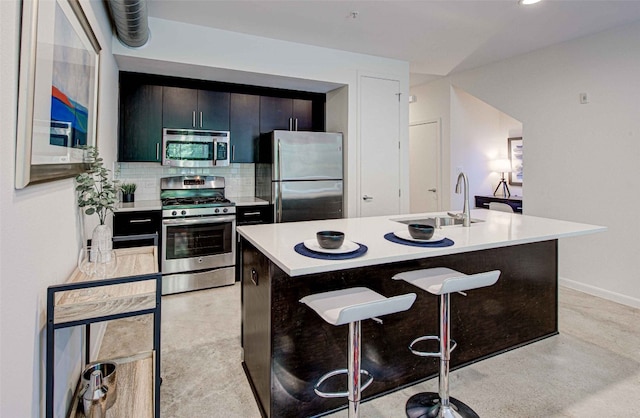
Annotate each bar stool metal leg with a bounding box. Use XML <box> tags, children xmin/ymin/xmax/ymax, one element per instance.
<box><xmin>348</xmin><ymin>320</ymin><xmax>362</xmax><ymax>418</ymax></box>
<box><xmin>405</xmin><ymin>294</ymin><xmax>479</xmax><ymax>418</ymax></box>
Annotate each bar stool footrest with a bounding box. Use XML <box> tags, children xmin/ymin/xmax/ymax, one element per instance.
<box><xmin>314</xmin><ymin>368</ymin><xmax>374</xmax><ymax>398</ymax></box>
<box><xmin>405</xmin><ymin>392</ymin><xmax>479</xmax><ymax>418</ymax></box>
<box><xmin>408</xmin><ymin>335</ymin><xmax>457</xmax><ymax>357</ymax></box>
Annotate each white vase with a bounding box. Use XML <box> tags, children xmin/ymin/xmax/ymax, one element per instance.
<box><xmin>91</xmin><ymin>224</ymin><xmax>113</xmax><ymax>262</ymax></box>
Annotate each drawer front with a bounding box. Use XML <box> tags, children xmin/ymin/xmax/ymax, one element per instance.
<box><xmin>114</xmin><ymin>211</ymin><xmax>162</xmax><ymax>236</ymax></box>
<box><xmin>474</xmin><ymin>196</ymin><xmax>522</xmax><ymax>213</ymax></box>
<box><xmin>236</xmin><ymin>205</ymin><xmax>273</xmax><ymax>226</ymax></box>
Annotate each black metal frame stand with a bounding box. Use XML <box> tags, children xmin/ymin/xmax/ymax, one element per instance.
<box><xmin>45</xmin><ymin>234</ymin><xmax>161</xmax><ymax>418</ymax></box>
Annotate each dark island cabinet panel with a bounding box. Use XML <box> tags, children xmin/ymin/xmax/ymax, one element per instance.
<box><xmin>163</xmin><ymin>86</ymin><xmax>230</xmax><ymax>131</ymax></box>
<box><xmin>119</xmin><ymin>83</ymin><xmax>163</xmax><ymax>162</ymax></box>
<box><xmin>230</xmin><ymin>93</ymin><xmax>260</xmax><ymax>163</ymax></box>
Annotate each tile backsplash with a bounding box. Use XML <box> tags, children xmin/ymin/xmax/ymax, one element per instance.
<box><xmin>115</xmin><ymin>163</ymin><xmax>255</xmax><ymax>201</ymax></box>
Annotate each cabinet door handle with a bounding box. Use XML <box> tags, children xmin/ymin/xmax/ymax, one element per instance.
<box><xmin>200</xmin><ymin>111</ymin><xmax>203</xmax><ymax>128</ymax></box>
<box><xmin>130</xmin><ymin>219</ymin><xmax>152</xmax><ymax>223</ymax></box>
<box><xmin>192</xmin><ymin>111</ymin><xmax>196</xmax><ymax>127</ymax></box>
<box><xmin>232</xmin><ymin>145</ymin><xmax>235</xmax><ymax>161</ymax></box>
<box><xmin>289</xmin><ymin>117</ymin><xmax>293</xmax><ymax>131</ymax></box>
<box><xmin>294</xmin><ymin>118</ymin><xmax>298</xmax><ymax>131</ymax></box>
<box><xmin>156</xmin><ymin>143</ymin><xmax>160</xmax><ymax>160</ymax></box>
<box><xmin>363</xmin><ymin>195</ymin><xmax>373</xmax><ymax>201</ymax></box>
<box><xmin>243</xmin><ymin>211</ymin><xmax>261</xmax><ymax>216</ymax></box>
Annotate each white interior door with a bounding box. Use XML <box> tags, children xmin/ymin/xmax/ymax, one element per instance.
<box><xmin>359</xmin><ymin>76</ymin><xmax>400</xmax><ymax>217</ymax></box>
<box><xmin>409</xmin><ymin>121</ymin><xmax>440</xmax><ymax>213</ymax></box>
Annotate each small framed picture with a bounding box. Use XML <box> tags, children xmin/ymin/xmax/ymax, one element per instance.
<box><xmin>508</xmin><ymin>137</ymin><xmax>523</xmax><ymax>186</ymax></box>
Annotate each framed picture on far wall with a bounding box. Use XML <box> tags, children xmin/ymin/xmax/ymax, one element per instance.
<box><xmin>15</xmin><ymin>0</ymin><xmax>101</xmax><ymax>189</ymax></box>
<box><xmin>508</xmin><ymin>137</ymin><xmax>523</xmax><ymax>186</ymax></box>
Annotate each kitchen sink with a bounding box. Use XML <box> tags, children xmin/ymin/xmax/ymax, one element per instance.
<box><xmin>395</xmin><ymin>216</ymin><xmax>484</xmax><ymax>227</ymax></box>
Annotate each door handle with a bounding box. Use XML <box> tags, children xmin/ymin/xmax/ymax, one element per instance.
<box><xmin>363</xmin><ymin>195</ymin><xmax>373</xmax><ymax>201</ymax></box>
<box><xmin>428</xmin><ymin>188</ymin><xmax>437</xmax><ymax>192</ymax></box>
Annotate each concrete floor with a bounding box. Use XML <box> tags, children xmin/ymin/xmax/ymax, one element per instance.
<box><xmin>99</xmin><ymin>284</ymin><xmax>640</xmax><ymax>417</ymax></box>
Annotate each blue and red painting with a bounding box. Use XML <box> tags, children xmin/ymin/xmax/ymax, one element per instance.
<box><xmin>50</xmin><ymin>85</ymin><xmax>88</xmax><ymax>148</ymax></box>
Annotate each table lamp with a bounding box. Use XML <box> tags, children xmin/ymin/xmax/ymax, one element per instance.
<box><xmin>490</xmin><ymin>158</ymin><xmax>513</xmax><ymax>197</ymax></box>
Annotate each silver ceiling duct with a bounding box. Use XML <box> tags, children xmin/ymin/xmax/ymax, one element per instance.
<box><xmin>107</xmin><ymin>0</ymin><xmax>150</xmax><ymax>48</ymax></box>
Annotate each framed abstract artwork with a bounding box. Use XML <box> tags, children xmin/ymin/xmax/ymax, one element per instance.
<box><xmin>15</xmin><ymin>0</ymin><xmax>101</xmax><ymax>189</ymax></box>
<box><xmin>508</xmin><ymin>137</ymin><xmax>523</xmax><ymax>186</ymax></box>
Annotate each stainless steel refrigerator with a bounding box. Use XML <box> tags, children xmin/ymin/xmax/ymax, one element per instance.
<box><xmin>256</xmin><ymin>130</ymin><xmax>343</xmax><ymax>222</ymax></box>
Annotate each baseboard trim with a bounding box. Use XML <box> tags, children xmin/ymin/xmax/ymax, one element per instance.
<box><xmin>559</xmin><ymin>277</ymin><xmax>640</xmax><ymax>309</ymax></box>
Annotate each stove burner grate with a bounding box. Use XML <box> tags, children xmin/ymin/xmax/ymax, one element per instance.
<box><xmin>162</xmin><ymin>196</ymin><xmax>231</xmax><ymax>207</ymax></box>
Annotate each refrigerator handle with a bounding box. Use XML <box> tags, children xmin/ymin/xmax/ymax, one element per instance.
<box><xmin>277</xmin><ymin>139</ymin><xmax>283</xmax><ymax>223</ymax></box>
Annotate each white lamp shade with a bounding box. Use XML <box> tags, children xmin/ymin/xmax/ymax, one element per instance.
<box><xmin>490</xmin><ymin>158</ymin><xmax>513</xmax><ymax>173</ymax></box>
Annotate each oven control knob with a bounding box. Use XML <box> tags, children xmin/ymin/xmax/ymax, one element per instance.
<box><xmin>171</xmin><ymin>211</ymin><xmax>177</xmax><ymax>216</ymax></box>
<box><xmin>223</xmin><ymin>208</ymin><xmax>228</xmax><ymax>213</ymax></box>
<box><xmin>181</xmin><ymin>210</ymin><xmax>187</xmax><ymax>216</ymax></box>
<box><xmin>215</xmin><ymin>208</ymin><xmax>220</xmax><ymax>213</ymax></box>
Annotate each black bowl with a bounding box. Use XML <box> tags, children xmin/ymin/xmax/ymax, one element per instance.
<box><xmin>316</xmin><ymin>231</ymin><xmax>345</xmax><ymax>249</ymax></box>
<box><xmin>408</xmin><ymin>224</ymin><xmax>435</xmax><ymax>240</ymax></box>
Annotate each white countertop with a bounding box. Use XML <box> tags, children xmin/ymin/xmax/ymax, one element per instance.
<box><xmin>115</xmin><ymin>200</ymin><xmax>162</xmax><ymax>212</ymax></box>
<box><xmin>231</xmin><ymin>196</ymin><xmax>269</xmax><ymax>206</ymax></box>
<box><xmin>237</xmin><ymin>210</ymin><xmax>605</xmax><ymax>277</ymax></box>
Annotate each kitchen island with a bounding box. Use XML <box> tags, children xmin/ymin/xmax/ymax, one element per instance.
<box><xmin>237</xmin><ymin>210</ymin><xmax>604</xmax><ymax>418</ymax></box>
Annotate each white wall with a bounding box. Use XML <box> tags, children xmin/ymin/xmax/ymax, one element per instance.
<box><xmin>0</xmin><ymin>1</ymin><xmax>120</xmax><ymax>416</ymax></box>
<box><xmin>112</xmin><ymin>17</ymin><xmax>411</xmax><ymax>218</ymax></box>
<box><xmin>413</xmin><ymin>21</ymin><xmax>640</xmax><ymax>307</ymax></box>
<box><xmin>409</xmin><ymin>81</ymin><xmax>523</xmax><ymax>210</ymax></box>
<box><xmin>409</xmin><ymin>78</ymin><xmax>452</xmax><ymax>207</ymax></box>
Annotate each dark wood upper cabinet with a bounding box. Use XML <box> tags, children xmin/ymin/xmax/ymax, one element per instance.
<box><xmin>292</xmin><ymin>99</ymin><xmax>313</xmax><ymax>131</ymax></box>
<box><xmin>162</xmin><ymin>86</ymin><xmax>230</xmax><ymax>131</ymax></box>
<box><xmin>119</xmin><ymin>82</ymin><xmax>163</xmax><ymax>162</ymax></box>
<box><xmin>260</xmin><ymin>96</ymin><xmax>315</xmax><ymax>133</ymax></box>
<box><xmin>259</xmin><ymin>96</ymin><xmax>292</xmax><ymax>134</ymax></box>
<box><xmin>118</xmin><ymin>72</ymin><xmax>325</xmax><ymax>163</ymax></box>
<box><xmin>230</xmin><ymin>93</ymin><xmax>260</xmax><ymax>163</ymax></box>
<box><xmin>197</xmin><ymin>90</ymin><xmax>230</xmax><ymax>130</ymax></box>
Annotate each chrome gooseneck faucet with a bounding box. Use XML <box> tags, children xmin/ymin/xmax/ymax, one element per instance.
<box><xmin>455</xmin><ymin>172</ymin><xmax>471</xmax><ymax>227</ymax></box>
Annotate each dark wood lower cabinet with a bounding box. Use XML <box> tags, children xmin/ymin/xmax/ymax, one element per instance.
<box><xmin>241</xmin><ymin>239</ymin><xmax>558</xmax><ymax>417</ymax></box>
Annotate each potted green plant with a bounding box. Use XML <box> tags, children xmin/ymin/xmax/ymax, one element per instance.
<box><xmin>75</xmin><ymin>146</ymin><xmax>118</xmax><ymax>253</ymax></box>
<box><xmin>120</xmin><ymin>182</ymin><xmax>137</xmax><ymax>203</ymax></box>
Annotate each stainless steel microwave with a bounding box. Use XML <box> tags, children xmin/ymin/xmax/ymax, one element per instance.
<box><xmin>162</xmin><ymin>128</ymin><xmax>230</xmax><ymax>167</ymax></box>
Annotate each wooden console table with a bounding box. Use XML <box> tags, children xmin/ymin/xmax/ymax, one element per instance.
<box><xmin>46</xmin><ymin>235</ymin><xmax>161</xmax><ymax>418</ymax></box>
<box><xmin>474</xmin><ymin>195</ymin><xmax>523</xmax><ymax>213</ymax></box>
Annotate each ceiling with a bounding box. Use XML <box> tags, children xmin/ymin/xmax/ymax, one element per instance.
<box><xmin>146</xmin><ymin>0</ymin><xmax>640</xmax><ymax>87</ymax></box>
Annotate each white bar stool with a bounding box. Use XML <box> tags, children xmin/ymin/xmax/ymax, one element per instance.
<box><xmin>300</xmin><ymin>287</ymin><xmax>417</xmax><ymax>418</ymax></box>
<box><xmin>392</xmin><ymin>267</ymin><xmax>501</xmax><ymax>418</ymax></box>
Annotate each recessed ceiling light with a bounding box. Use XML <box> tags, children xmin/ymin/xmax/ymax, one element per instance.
<box><xmin>520</xmin><ymin>0</ymin><xmax>542</xmax><ymax>5</ymax></box>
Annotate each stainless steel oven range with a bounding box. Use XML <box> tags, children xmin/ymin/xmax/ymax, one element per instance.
<box><xmin>161</xmin><ymin>175</ymin><xmax>235</xmax><ymax>295</ymax></box>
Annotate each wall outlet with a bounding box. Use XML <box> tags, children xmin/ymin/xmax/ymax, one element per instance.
<box><xmin>579</xmin><ymin>92</ymin><xmax>589</xmax><ymax>104</ymax></box>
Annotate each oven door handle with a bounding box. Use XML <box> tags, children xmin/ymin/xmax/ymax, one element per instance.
<box><xmin>162</xmin><ymin>215</ymin><xmax>236</xmax><ymax>226</ymax></box>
